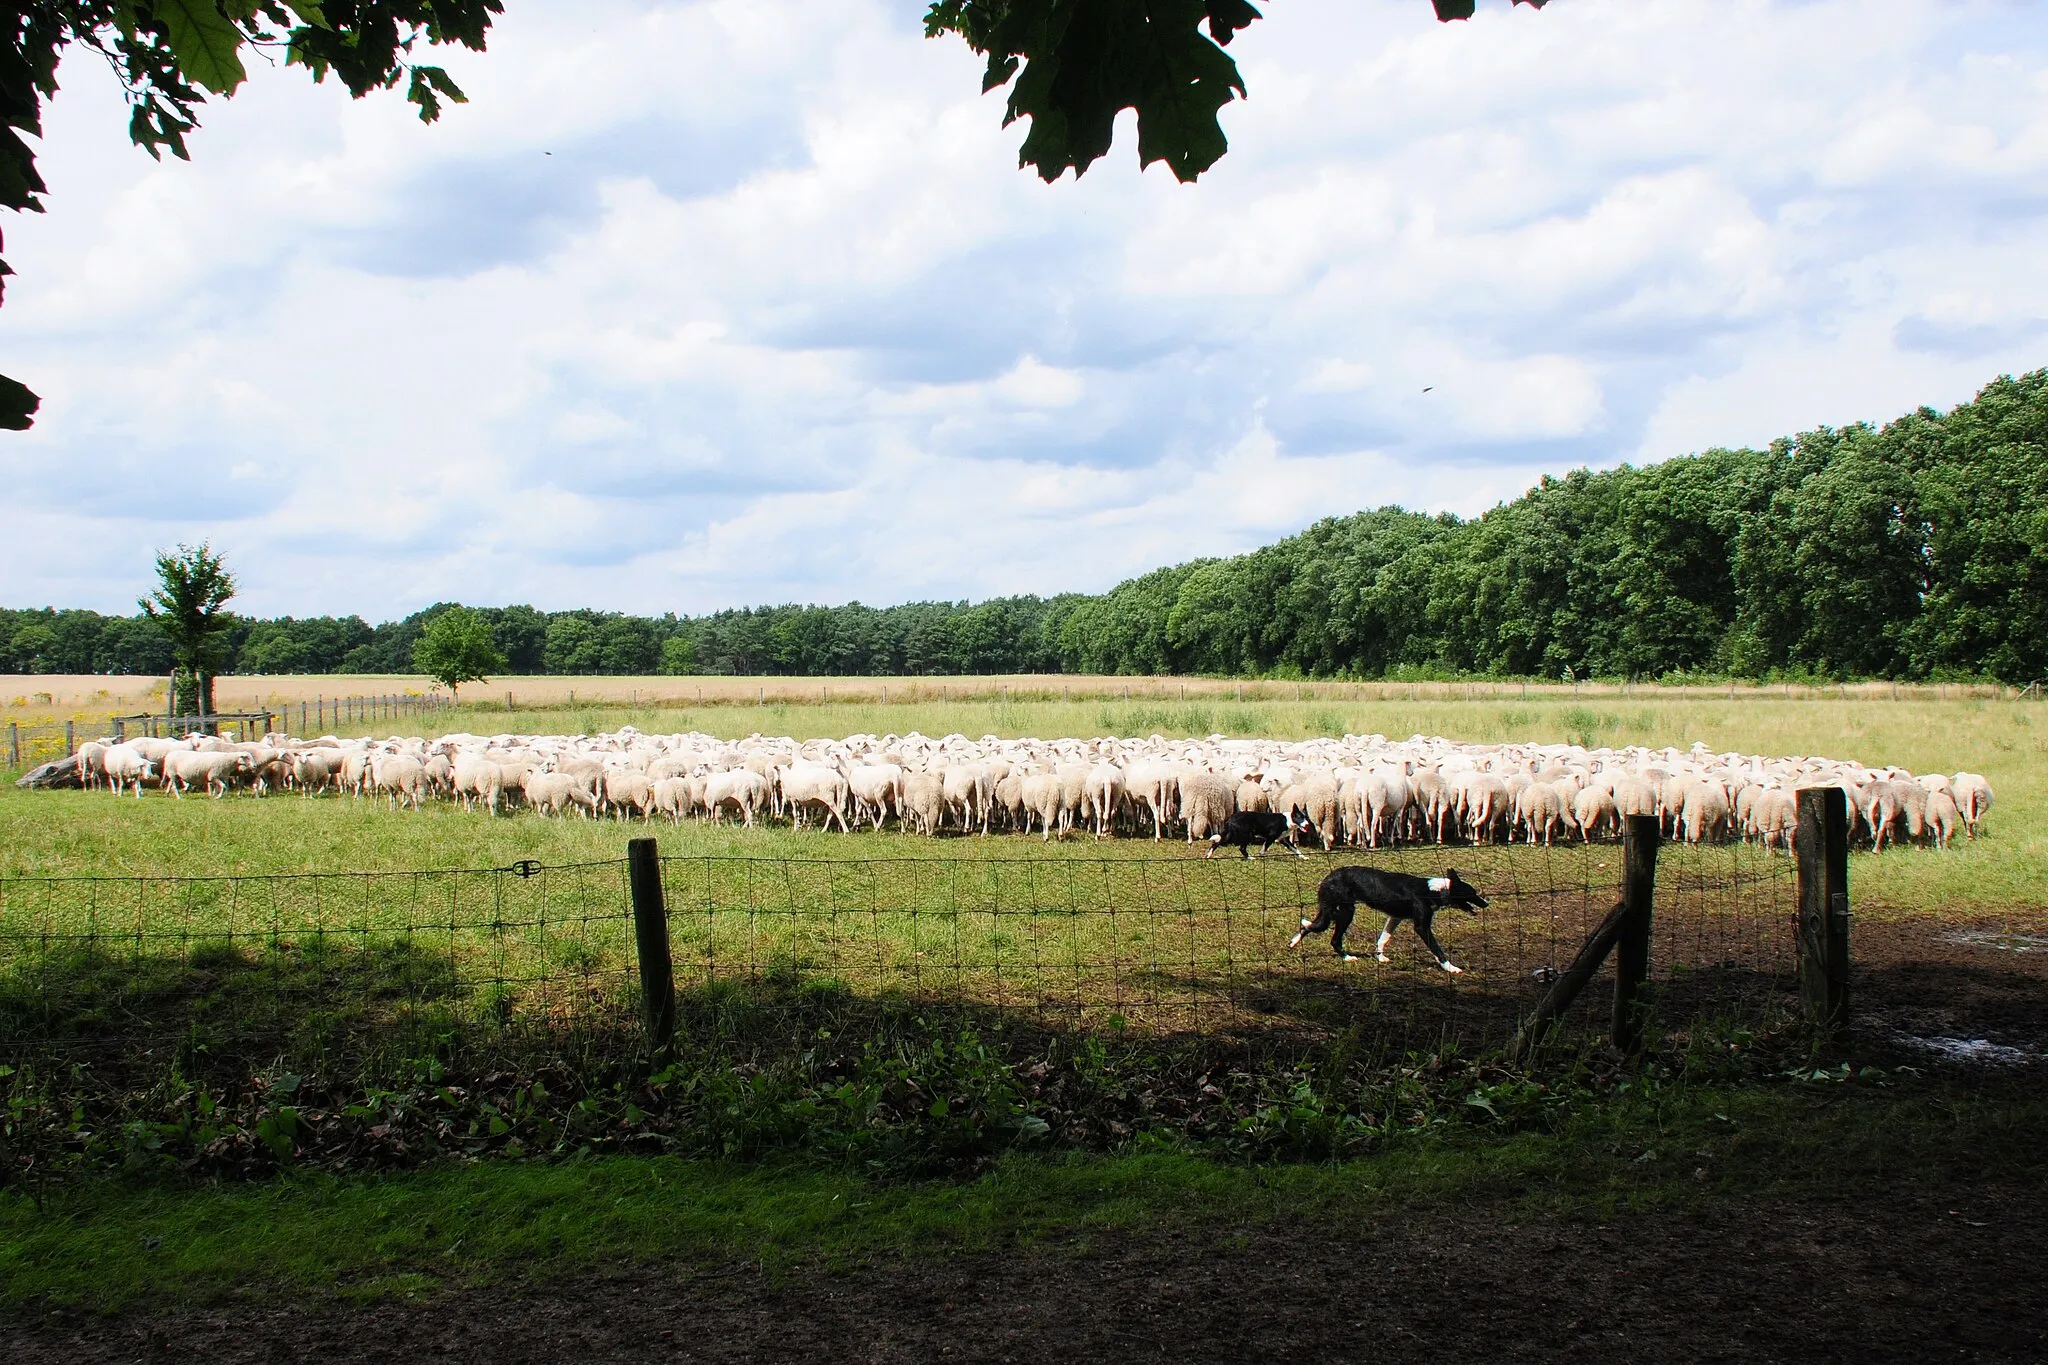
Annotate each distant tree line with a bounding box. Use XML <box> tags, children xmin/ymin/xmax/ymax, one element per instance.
<box><xmin>7</xmin><ymin>371</ymin><xmax>2045</xmax><ymax>685</ymax></box>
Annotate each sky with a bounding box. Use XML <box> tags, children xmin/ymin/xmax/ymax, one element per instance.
<box><xmin>4</xmin><ymin>0</ymin><xmax>2047</xmax><ymax>621</ymax></box>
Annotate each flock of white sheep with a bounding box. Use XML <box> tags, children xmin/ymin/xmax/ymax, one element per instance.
<box><xmin>64</xmin><ymin>727</ymin><xmax>1994</xmax><ymax>852</ymax></box>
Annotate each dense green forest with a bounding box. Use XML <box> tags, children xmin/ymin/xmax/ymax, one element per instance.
<box><xmin>7</xmin><ymin>370</ymin><xmax>2046</xmax><ymax>684</ymax></box>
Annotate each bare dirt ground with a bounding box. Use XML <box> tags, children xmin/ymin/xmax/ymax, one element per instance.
<box><xmin>10</xmin><ymin>1185</ymin><xmax>2044</xmax><ymax>1364</ymax></box>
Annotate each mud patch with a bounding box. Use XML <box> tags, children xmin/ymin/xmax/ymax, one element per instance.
<box><xmin>1890</xmin><ymin>1033</ymin><xmax>2041</xmax><ymax>1066</ymax></box>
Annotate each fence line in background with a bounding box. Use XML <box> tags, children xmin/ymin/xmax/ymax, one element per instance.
<box><xmin>3</xmin><ymin>693</ymin><xmax>452</xmax><ymax>770</ymax></box>
<box><xmin>443</xmin><ymin>677</ymin><xmax>2043</xmax><ymax>710</ymax></box>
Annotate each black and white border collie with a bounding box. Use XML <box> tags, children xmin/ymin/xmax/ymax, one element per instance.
<box><xmin>1290</xmin><ymin>866</ymin><xmax>1488</xmax><ymax>973</ymax></box>
<box><xmin>1206</xmin><ymin>809</ymin><xmax>1318</xmax><ymax>859</ymax></box>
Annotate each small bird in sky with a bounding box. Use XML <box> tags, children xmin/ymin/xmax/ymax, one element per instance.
<box><xmin>1422</xmin><ymin>386</ymin><xmax>1434</xmax><ymax>393</ymax></box>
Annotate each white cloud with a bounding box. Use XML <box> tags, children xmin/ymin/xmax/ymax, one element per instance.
<box><xmin>2</xmin><ymin>0</ymin><xmax>2045</xmax><ymax>618</ymax></box>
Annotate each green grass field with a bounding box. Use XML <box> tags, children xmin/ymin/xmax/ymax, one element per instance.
<box><xmin>6</xmin><ymin>1079</ymin><xmax>2039</xmax><ymax>1312</ymax></box>
<box><xmin>1</xmin><ymin>690</ymin><xmax>2042</xmax><ymax>1318</ymax></box>
<box><xmin>0</xmin><ymin>690</ymin><xmax>2030</xmax><ymax>1055</ymax></box>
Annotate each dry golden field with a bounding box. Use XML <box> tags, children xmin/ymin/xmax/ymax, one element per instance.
<box><xmin>1</xmin><ymin>671</ymin><xmax>2025</xmax><ymax>728</ymax></box>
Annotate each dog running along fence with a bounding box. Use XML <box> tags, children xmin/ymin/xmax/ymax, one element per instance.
<box><xmin>0</xmin><ymin>809</ymin><xmax>1853</xmax><ymax>1078</ymax></box>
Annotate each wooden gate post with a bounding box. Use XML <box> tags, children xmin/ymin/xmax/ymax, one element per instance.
<box><xmin>626</xmin><ymin>838</ymin><xmax>678</xmax><ymax>1057</ymax></box>
<box><xmin>1612</xmin><ymin>814</ymin><xmax>1659</xmax><ymax>1053</ymax></box>
<box><xmin>1796</xmin><ymin>787</ymin><xmax>1850</xmax><ymax>1037</ymax></box>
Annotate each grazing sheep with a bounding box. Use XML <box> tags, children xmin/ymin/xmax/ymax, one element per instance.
<box><xmin>1365</xmin><ymin>771</ymin><xmax>1413</xmax><ymax>849</ymax></box>
<box><xmin>1020</xmin><ymin>772</ymin><xmax>1064</xmax><ymax>841</ymax></box>
<box><xmin>450</xmin><ymin>754</ymin><xmax>502</xmax><ymax>815</ymax></box>
<box><xmin>1452</xmin><ymin>772</ymin><xmax>1508</xmax><ymax>844</ymax></box>
<box><xmin>603</xmin><ymin>768</ymin><xmax>657</xmax><ymax>822</ymax></box>
<box><xmin>989</xmin><ymin>772</ymin><xmax>1026</xmax><ymax>833</ymax></box>
<box><xmin>73</xmin><ymin>740</ymin><xmax>108</xmax><ymax>791</ymax></box>
<box><xmin>1952</xmin><ymin>773</ymin><xmax>1994</xmax><ymax>839</ymax></box>
<box><xmin>1611</xmin><ymin>777</ymin><xmax>1658</xmax><ymax>822</ymax></box>
<box><xmin>1572</xmin><ymin>785</ymin><xmax>1618</xmax><ymax>842</ymax></box>
<box><xmin>525</xmin><ymin>771</ymin><xmax>587</xmax><ymax>819</ymax></box>
<box><xmin>1083</xmin><ymin>764</ymin><xmax>1127</xmax><ymax>838</ymax></box>
<box><xmin>652</xmin><ymin>776</ymin><xmax>695</xmax><ymax>823</ymax></box>
<box><xmin>779</xmin><ymin>763</ymin><xmax>852</xmax><ymax>833</ymax></box>
<box><xmin>1924</xmin><ymin>788</ymin><xmax>1961</xmax><ymax>850</ymax></box>
<box><xmin>1124</xmin><ymin>759</ymin><xmax>1180</xmax><ymax>840</ymax></box>
<box><xmin>1234</xmin><ymin>776</ymin><xmax>1269</xmax><ymax>817</ymax></box>
<box><xmin>161</xmin><ymin>749</ymin><xmax>252</xmax><ymax>799</ymax></box>
<box><xmin>904</xmin><ymin>770</ymin><xmax>947</xmax><ymax>836</ymax></box>
<box><xmin>704</xmin><ymin>769</ymin><xmax>768</xmax><ymax>827</ymax></box>
<box><xmin>101</xmin><ymin>743</ymin><xmax>157</xmax><ymax>798</ymax></box>
<box><xmin>847</xmin><ymin>763</ymin><xmax>906</xmax><ymax>831</ymax></box>
<box><xmin>1279</xmin><ymin>774</ymin><xmax>1340</xmax><ymax>848</ymax></box>
<box><xmin>941</xmin><ymin>764</ymin><xmax>992</xmax><ymax>836</ymax></box>
<box><xmin>1754</xmin><ymin>788</ymin><xmax>1798</xmax><ymax>852</ymax></box>
<box><xmin>1677</xmin><ymin>782</ymin><xmax>1732</xmax><ymax>845</ymax></box>
<box><xmin>371</xmin><ymin>754</ymin><xmax>427</xmax><ymax>811</ymax></box>
<box><xmin>1515</xmin><ymin>781</ymin><xmax>1568</xmax><ymax>847</ymax></box>
<box><xmin>1055</xmin><ymin>763</ymin><xmax>1093</xmax><ymax>838</ymax></box>
<box><xmin>1177</xmin><ymin>770</ymin><xmax>1236</xmax><ymax>844</ymax></box>
<box><xmin>46</xmin><ymin>720</ymin><xmax>1976</xmax><ymax>859</ymax></box>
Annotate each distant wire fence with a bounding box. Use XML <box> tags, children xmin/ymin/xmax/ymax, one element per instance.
<box><xmin>0</xmin><ymin>818</ymin><xmax>1843</xmax><ymax>1078</ymax></box>
<box><xmin>3</xmin><ymin>694</ymin><xmax>454</xmax><ymax>772</ymax></box>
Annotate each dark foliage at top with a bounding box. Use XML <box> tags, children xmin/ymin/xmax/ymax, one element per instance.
<box><xmin>923</xmin><ymin>0</ymin><xmax>1545</xmax><ymax>182</ymax></box>
<box><xmin>0</xmin><ymin>2</ymin><xmax>501</xmax><ymax>428</ymax></box>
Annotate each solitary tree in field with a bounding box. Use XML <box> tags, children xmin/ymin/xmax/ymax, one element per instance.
<box><xmin>139</xmin><ymin>542</ymin><xmax>237</xmax><ymax>720</ymax></box>
<box><xmin>413</xmin><ymin>606</ymin><xmax>505</xmax><ymax>701</ymax></box>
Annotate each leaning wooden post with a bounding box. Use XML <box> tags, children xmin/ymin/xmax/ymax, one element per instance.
<box><xmin>1795</xmin><ymin>787</ymin><xmax>1850</xmax><ymax>1038</ymax></box>
<box><xmin>626</xmin><ymin>837</ymin><xmax>678</xmax><ymax>1057</ymax></box>
<box><xmin>1611</xmin><ymin>814</ymin><xmax>1660</xmax><ymax>1053</ymax></box>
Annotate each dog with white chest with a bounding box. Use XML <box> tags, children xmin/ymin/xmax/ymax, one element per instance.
<box><xmin>1291</xmin><ymin>865</ymin><xmax>1488</xmax><ymax>972</ymax></box>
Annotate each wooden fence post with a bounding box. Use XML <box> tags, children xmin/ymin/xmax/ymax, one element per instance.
<box><xmin>64</xmin><ymin>720</ymin><xmax>74</xmax><ymax>756</ymax></box>
<box><xmin>1796</xmin><ymin>787</ymin><xmax>1851</xmax><ymax>1038</ymax></box>
<box><xmin>6</xmin><ymin>722</ymin><xmax>17</xmax><ymax>769</ymax></box>
<box><xmin>1513</xmin><ymin>813</ymin><xmax>1661</xmax><ymax>1058</ymax></box>
<box><xmin>626</xmin><ymin>837</ymin><xmax>677</xmax><ymax>1057</ymax></box>
<box><xmin>1612</xmin><ymin>814</ymin><xmax>1659</xmax><ymax>1053</ymax></box>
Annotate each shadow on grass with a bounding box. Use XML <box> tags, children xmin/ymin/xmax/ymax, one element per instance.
<box><xmin>0</xmin><ymin>927</ymin><xmax>1842</xmax><ymax>1087</ymax></box>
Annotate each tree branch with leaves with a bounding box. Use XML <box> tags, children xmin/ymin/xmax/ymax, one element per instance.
<box><xmin>923</xmin><ymin>0</ymin><xmax>1546</xmax><ymax>183</ymax></box>
<box><xmin>0</xmin><ymin>1</ymin><xmax>502</xmax><ymax>429</ymax></box>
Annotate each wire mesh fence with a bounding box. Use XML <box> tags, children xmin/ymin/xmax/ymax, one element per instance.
<box><xmin>0</xmin><ymin>841</ymin><xmax>1802</xmax><ymax>1076</ymax></box>
<box><xmin>5</xmin><ymin>720</ymin><xmax>80</xmax><ymax>771</ymax></box>
<box><xmin>0</xmin><ymin>859</ymin><xmax>640</xmax><ymax>1076</ymax></box>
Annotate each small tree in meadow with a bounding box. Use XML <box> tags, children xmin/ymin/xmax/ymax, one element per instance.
<box><xmin>140</xmin><ymin>543</ymin><xmax>237</xmax><ymax>719</ymax></box>
<box><xmin>412</xmin><ymin>607</ymin><xmax>506</xmax><ymax>702</ymax></box>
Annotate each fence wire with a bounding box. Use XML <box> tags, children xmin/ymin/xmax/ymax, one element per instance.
<box><xmin>659</xmin><ymin>843</ymin><xmax>1797</xmax><ymax>1047</ymax></box>
<box><xmin>0</xmin><ymin>859</ymin><xmax>638</xmax><ymax>1073</ymax></box>
<box><xmin>0</xmin><ymin>842</ymin><xmax>1800</xmax><ymax>1072</ymax></box>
